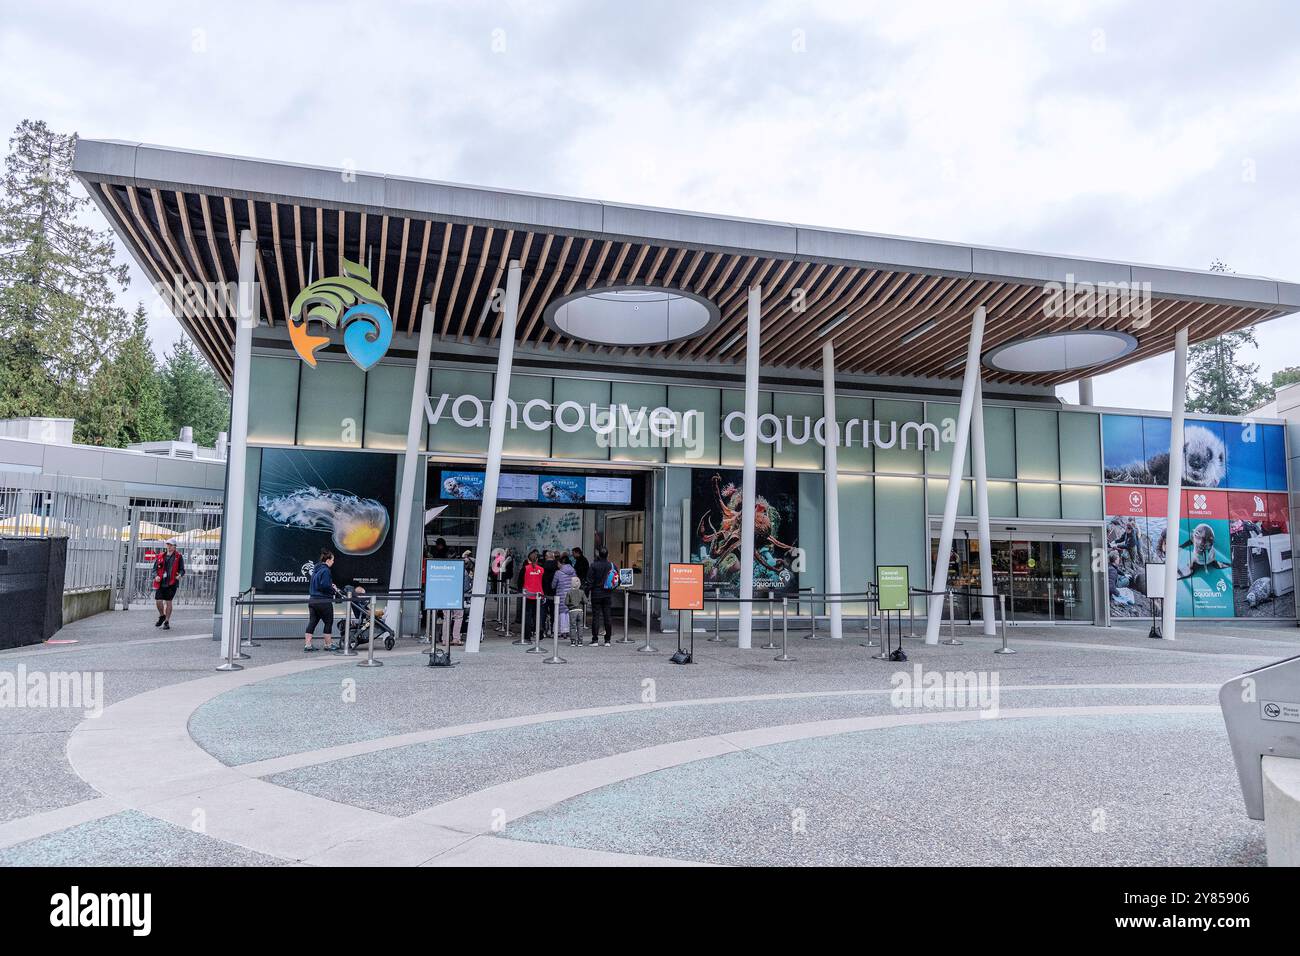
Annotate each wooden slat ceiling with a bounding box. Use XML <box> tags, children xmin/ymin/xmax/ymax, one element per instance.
<box><xmin>100</xmin><ymin>184</ymin><xmax>1285</xmax><ymax>388</ymax></box>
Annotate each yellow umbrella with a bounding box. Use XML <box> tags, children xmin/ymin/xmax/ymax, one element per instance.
<box><xmin>0</xmin><ymin>513</ymin><xmax>69</xmax><ymax>535</ymax></box>
<box><xmin>124</xmin><ymin>520</ymin><xmax>178</xmax><ymax>542</ymax></box>
<box><xmin>169</xmin><ymin>526</ymin><xmax>222</xmax><ymax>544</ymax></box>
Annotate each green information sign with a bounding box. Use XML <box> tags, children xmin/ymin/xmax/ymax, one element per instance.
<box><xmin>877</xmin><ymin>565</ymin><xmax>910</xmax><ymax>612</ymax></box>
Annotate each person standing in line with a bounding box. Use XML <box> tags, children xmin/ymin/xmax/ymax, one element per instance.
<box><xmin>571</xmin><ymin>546</ymin><xmax>590</xmax><ymax>585</ymax></box>
<box><xmin>553</xmin><ymin>554</ymin><xmax>579</xmax><ymax>645</ymax></box>
<box><xmin>304</xmin><ymin>549</ymin><xmax>342</xmax><ymax>653</ymax></box>
<box><xmin>585</xmin><ymin>547</ymin><xmax>616</xmax><ymax>646</ymax></box>
<box><xmin>153</xmin><ymin>539</ymin><xmax>185</xmax><ymax>630</ymax></box>
<box><xmin>521</xmin><ymin>550</ymin><xmax>545</xmax><ymax>642</ymax></box>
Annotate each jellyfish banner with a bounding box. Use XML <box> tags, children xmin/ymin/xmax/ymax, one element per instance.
<box><xmin>689</xmin><ymin>468</ymin><xmax>799</xmax><ymax>597</ymax></box>
<box><xmin>252</xmin><ymin>448</ymin><xmax>397</xmax><ymax>593</ymax></box>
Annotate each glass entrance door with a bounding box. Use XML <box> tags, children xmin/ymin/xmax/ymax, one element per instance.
<box><xmin>945</xmin><ymin>531</ymin><xmax>1096</xmax><ymax>625</ymax></box>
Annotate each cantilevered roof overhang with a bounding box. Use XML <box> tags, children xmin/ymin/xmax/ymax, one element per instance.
<box><xmin>73</xmin><ymin>139</ymin><xmax>1300</xmax><ymax>388</ymax></box>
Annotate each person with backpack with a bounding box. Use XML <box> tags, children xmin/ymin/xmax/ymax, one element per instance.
<box><xmin>584</xmin><ymin>547</ymin><xmax>617</xmax><ymax>646</ymax></box>
<box><xmin>553</xmin><ymin>554</ymin><xmax>580</xmax><ymax>645</ymax></box>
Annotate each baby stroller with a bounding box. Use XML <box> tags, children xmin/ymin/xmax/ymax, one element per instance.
<box><xmin>335</xmin><ymin>593</ymin><xmax>396</xmax><ymax>651</ymax></box>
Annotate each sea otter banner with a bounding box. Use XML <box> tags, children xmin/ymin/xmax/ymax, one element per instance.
<box><xmin>252</xmin><ymin>448</ymin><xmax>397</xmax><ymax>594</ymax></box>
<box><xmin>690</xmin><ymin>468</ymin><xmax>799</xmax><ymax>596</ymax></box>
<box><xmin>1102</xmin><ymin>414</ymin><xmax>1292</xmax><ymax>620</ymax></box>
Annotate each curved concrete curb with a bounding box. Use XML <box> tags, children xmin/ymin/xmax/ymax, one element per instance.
<box><xmin>1262</xmin><ymin>756</ymin><xmax>1300</xmax><ymax>866</ymax></box>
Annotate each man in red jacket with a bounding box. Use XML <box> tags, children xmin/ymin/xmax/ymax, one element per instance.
<box><xmin>153</xmin><ymin>540</ymin><xmax>185</xmax><ymax>631</ymax></box>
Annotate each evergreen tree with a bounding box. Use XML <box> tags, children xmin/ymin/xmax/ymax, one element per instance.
<box><xmin>75</xmin><ymin>303</ymin><xmax>171</xmax><ymax>446</ymax></box>
<box><xmin>0</xmin><ymin>120</ymin><xmax>128</xmax><ymax>405</ymax></box>
<box><xmin>160</xmin><ymin>335</ymin><xmax>229</xmax><ymax>447</ymax></box>
<box><xmin>1184</xmin><ymin>260</ymin><xmax>1270</xmax><ymax>415</ymax></box>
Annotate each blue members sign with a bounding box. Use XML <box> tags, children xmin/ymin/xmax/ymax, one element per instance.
<box><xmin>424</xmin><ymin>559</ymin><xmax>465</xmax><ymax>611</ymax></box>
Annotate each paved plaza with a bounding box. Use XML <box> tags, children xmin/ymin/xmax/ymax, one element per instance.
<box><xmin>1</xmin><ymin>609</ymin><xmax>1296</xmax><ymax>867</ymax></box>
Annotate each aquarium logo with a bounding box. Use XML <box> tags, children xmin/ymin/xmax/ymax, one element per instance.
<box><xmin>289</xmin><ymin>259</ymin><xmax>393</xmax><ymax>371</ymax></box>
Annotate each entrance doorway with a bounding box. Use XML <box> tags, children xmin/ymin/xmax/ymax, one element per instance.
<box><xmin>931</xmin><ymin>527</ymin><xmax>1098</xmax><ymax>625</ymax></box>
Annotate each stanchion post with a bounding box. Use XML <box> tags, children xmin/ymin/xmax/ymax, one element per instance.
<box><xmin>544</xmin><ymin>592</ymin><xmax>566</xmax><ymax>664</ymax></box>
<box><xmin>513</xmin><ymin>591</ymin><xmax>528</xmax><ymax>645</ymax></box>
<box><xmin>943</xmin><ymin>588</ymin><xmax>963</xmax><ymax>646</ymax></box>
<box><xmin>995</xmin><ymin>592</ymin><xmax>1015</xmax><ymax>654</ymax></box>
<box><xmin>616</xmin><ymin>586</ymin><xmax>635</xmax><ymax>644</ymax></box>
<box><xmin>340</xmin><ymin>587</ymin><xmax>357</xmax><ymax>657</ymax></box>
<box><xmin>761</xmin><ymin>590</ymin><xmax>779</xmax><ymax>649</ymax></box>
<box><xmin>527</xmin><ymin>596</ymin><xmax>545</xmax><ymax>653</ymax></box>
<box><xmin>216</xmin><ymin>595</ymin><xmax>244</xmax><ymax>671</ymax></box>
<box><xmin>637</xmin><ymin>592</ymin><xmax>658</xmax><ymax>654</ymax></box>
<box><xmin>775</xmin><ymin>596</ymin><xmax>795</xmax><ymax>662</ymax></box>
<box><xmin>358</xmin><ymin>600</ymin><xmax>383</xmax><ymax>667</ymax></box>
<box><xmin>709</xmin><ymin>588</ymin><xmax>723</xmax><ymax>642</ymax></box>
<box><xmin>244</xmin><ymin>587</ymin><xmax>259</xmax><ymax>647</ymax></box>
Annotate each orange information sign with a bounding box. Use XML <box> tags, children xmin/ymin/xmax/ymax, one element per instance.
<box><xmin>668</xmin><ymin>563</ymin><xmax>704</xmax><ymax>611</ymax></box>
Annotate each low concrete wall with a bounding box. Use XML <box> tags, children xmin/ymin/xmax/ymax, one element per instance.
<box><xmin>1263</xmin><ymin>756</ymin><xmax>1300</xmax><ymax>866</ymax></box>
<box><xmin>62</xmin><ymin>588</ymin><xmax>111</xmax><ymax>626</ymax></box>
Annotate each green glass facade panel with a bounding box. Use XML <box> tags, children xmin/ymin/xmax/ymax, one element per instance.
<box><xmin>874</xmin><ymin>475</ymin><xmax>927</xmax><ymax>607</ymax></box>
<box><xmin>983</xmin><ymin>405</ymin><xmax>1017</xmax><ymax>479</ymax></box>
<box><xmin>721</xmin><ymin>389</ymin><xmax>773</xmax><ymax>468</ymax></box>
<box><xmin>927</xmin><ymin>477</ymin><xmax>972</xmax><ymax>516</ymax></box>
<box><xmin>1061</xmin><ymin>483</ymin><xmax>1103</xmax><ymax>520</ymax></box>
<box><xmin>551</xmin><ymin>377</ymin><xmax>612</xmax><ymax>461</ymax></box>
<box><xmin>665</xmin><ymin>385</ymin><xmax>720</xmax><ymax>466</ymax></box>
<box><xmin>503</xmin><ymin>374</ymin><xmax>552</xmax><ymax>458</ymax></box>
<box><xmin>363</xmin><ymin>364</ymin><xmax>416</xmax><ymax>450</ymax></box>
<box><xmin>798</xmin><ymin>472</ymin><xmax>825</xmax><ymax>612</ymax></box>
<box><xmin>1017</xmin><ymin>482</ymin><xmax>1061</xmax><ymax>519</ymax></box>
<box><xmin>838</xmin><ymin>474</ymin><xmax>874</xmax><ymax>614</ymax></box>
<box><xmin>610</xmin><ymin>381</ymin><xmax>668</xmax><ymax>464</ymax></box>
<box><xmin>1015</xmin><ymin>408</ymin><xmax>1061</xmax><ymax>480</ymax></box>
<box><xmin>426</xmin><ymin>367</ymin><xmax>492</xmax><ymax>456</ymax></box>
<box><xmin>247</xmin><ymin>355</ymin><xmax>299</xmax><ymax>445</ymax></box>
<box><xmin>835</xmin><ymin>396</ymin><xmax>873</xmax><ymax>473</ymax></box>
<box><xmin>872</xmin><ymin>399</ymin><xmax>924</xmax><ymax>475</ymax></box>
<box><xmin>1059</xmin><ymin>412</ymin><xmax>1102</xmax><ymax>482</ymax></box>
<box><xmin>774</xmin><ymin>392</ymin><xmax>824</xmax><ymax>470</ymax></box>
<box><xmin>925</xmin><ymin>402</ymin><xmax>971</xmax><ymax>477</ymax></box>
<box><xmin>296</xmin><ymin>360</ymin><xmax>364</xmax><ymax>448</ymax></box>
<box><xmin>988</xmin><ymin>480</ymin><xmax>1017</xmax><ymax>518</ymax></box>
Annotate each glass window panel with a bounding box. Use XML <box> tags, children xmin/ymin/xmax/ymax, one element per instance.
<box><xmin>835</xmin><ymin>396</ymin><xmax>873</xmax><ymax>473</ymax></box>
<box><xmin>1059</xmin><ymin>412</ymin><xmax>1101</xmax><ymax>482</ymax></box>
<box><xmin>363</xmin><ymin>364</ymin><xmax>416</xmax><ymax>450</ymax></box>
<box><xmin>1061</xmin><ymin>483</ymin><xmax>1103</xmax><ymax>520</ymax></box>
<box><xmin>874</xmin><ymin>476</ymin><xmax>926</xmax><ymax>604</ymax></box>
<box><xmin>927</xmin><ymin>477</ymin><xmax>972</xmax><ymax>517</ymax></box>
<box><xmin>296</xmin><ymin>360</ymin><xmax>364</xmax><ymax>448</ymax></box>
<box><xmin>503</xmin><ymin>374</ymin><xmax>552</xmax><ymax>458</ymax></box>
<box><xmin>666</xmin><ymin>385</ymin><xmax>720</xmax><ymax>466</ymax></box>
<box><xmin>873</xmin><ymin>399</ymin><xmax>924</xmax><ymax>475</ymax></box>
<box><xmin>550</xmin><ymin>377</ymin><xmax>611</xmax><ymax>461</ymax></box>
<box><xmin>1102</xmin><ymin>414</ymin><xmax>1144</xmax><ymax>482</ymax></box>
<box><xmin>925</xmin><ymin>402</ymin><xmax>970</xmax><ymax>477</ymax></box>
<box><xmin>247</xmin><ymin>355</ymin><xmax>299</xmax><ymax>445</ymax></box>
<box><xmin>1015</xmin><ymin>408</ymin><xmax>1060</xmax><ymax>480</ymax></box>
<box><xmin>838</xmin><ymin>474</ymin><xmax>874</xmax><ymax>613</ymax></box>
<box><xmin>774</xmin><ymin>392</ymin><xmax>823</xmax><ymax>470</ymax></box>
<box><xmin>721</xmin><ymin>389</ymin><xmax>773</xmax><ymax>468</ymax></box>
<box><xmin>983</xmin><ymin>405</ymin><xmax>1017</xmax><ymax>479</ymax></box>
<box><xmin>611</xmin><ymin>382</ymin><xmax>668</xmax><ymax>464</ymax></box>
<box><xmin>988</xmin><ymin>480</ymin><xmax>1017</xmax><ymax>517</ymax></box>
<box><xmin>1017</xmin><ymin>482</ymin><xmax>1061</xmax><ymax>519</ymax></box>
<box><xmin>426</xmin><ymin>367</ymin><xmax>492</xmax><ymax>456</ymax></box>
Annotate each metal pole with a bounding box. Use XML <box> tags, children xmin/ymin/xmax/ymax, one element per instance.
<box><xmin>526</xmin><ymin>596</ymin><xmax>545</xmax><ymax>653</ymax></box>
<box><xmin>775</xmin><ymin>596</ymin><xmax>795</xmax><ymax>662</ymax></box>
<box><xmin>243</xmin><ymin>586</ymin><xmax>259</xmax><ymax>647</ymax></box>
<box><xmin>359</xmin><ymin>601</ymin><xmax>382</xmax><ymax>667</ymax></box>
<box><xmin>233</xmin><ymin>594</ymin><xmax>251</xmax><ymax>660</ymax></box>
<box><xmin>861</xmin><ymin>593</ymin><xmax>879</xmax><ymax>647</ymax></box>
<box><xmin>216</xmin><ymin>596</ymin><xmax>243</xmax><ymax>671</ymax></box>
<box><xmin>942</xmin><ymin>589</ymin><xmax>963</xmax><ymax>645</ymax></box>
<box><xmin>710</xmin><ymin>590</ymin><xmax>722</xmax><ymax>642</ymax></box>
<box><xmin>341</xmin><ymin>588</ymin><xmax>357</xmax><ymax>657</ymax></box>
<box><xmin>761</xmin><ymin>591</ymin><xmax>779</xmax><ymax>649</ymax></box>
<box><xmin>544</xmin><ymin>592</ymin><xmax>566</xmax><ymax>664</ymax></box>
<box><xmin>995</xmin><ymin>593</ymin><xmax>1015</xmax><ymax>654</ymax></box>
<box><xmin>616</xmin><ymin>587</ymin><xmax>635</xmax><ymax>644</ymax></box>
<box><xmin>503</xmin><ymin>587</ymin><xmax>511</xmax><ymax>640</ymax></box>
<box><xmin>637</xmin><ymin>593</ymin><xmax>658</xmax><ymax>654</ymax></box>
<box><xmin>513</xmin><ymin>590</ymin><xmax>528</xmax><ymax>645</ymax></box>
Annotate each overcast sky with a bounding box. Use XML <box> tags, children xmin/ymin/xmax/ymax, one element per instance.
<box><xmin>2</xmin><ymin>0</ymin><xmax>1296</xmax><ymax>409</ymax></box>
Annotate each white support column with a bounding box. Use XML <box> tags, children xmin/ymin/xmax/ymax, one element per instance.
<box><xmin>821</xmin><ymin>341</ymin><xmax>843</xmax><ymax>640</ymax></box>
<box><xmin>386</xmin><ymin>304</ymin><xmax>436</xmax><ymax>630</ymax></box>
<box><xmin>1077</xmin><ymin>377</ymin><xmax>1095</xmax><ymax>406</ymax></box>
<box><xmin>737</xmin><ymin>284</ymin><xmax>762</xmax><ymax>650</ymax></box>
<box><xmin>970</xmin><ymin>376</ymin><xmax>996</xmax><ymax>636</ymax></box>
<box><xmin>925</xmin><ymin>305</ymin><xmax>987</xmax><ymax>645</ymax></box>
<box><xmin>1161</xmin><ymin>327</ymin><xmax>1188</xmax><ymax>641</ymax></box>
<box><xmin>466</xmin><ymin>261</ymin><xmax>522</xmax><ymax>652</ymax></box>
<box><xmin>219</xmin><ymin>229</ymin><xmax>256</xmax><ymax>660</ymax></box>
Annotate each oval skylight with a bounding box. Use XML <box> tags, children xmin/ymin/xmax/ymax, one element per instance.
<box><xmin>543</xmin><ymin>286</ymin><xmax>720</xmax><ymax>347</ymax></box>
<box><xmin>982</xmin><ymin>330</ymin><xmax>1138</xmax><ymax>373</ymax></box>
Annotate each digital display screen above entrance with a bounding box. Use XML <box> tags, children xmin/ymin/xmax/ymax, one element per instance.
<box><xmin>438</xmin><ymin>469</ymin><xmax>632</xmax><ymax>506</ymax></box>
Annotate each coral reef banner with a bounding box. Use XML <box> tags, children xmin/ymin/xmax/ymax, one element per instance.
<box><xmin>252</xmin><ymin>448</ymin><xmax>397</xmax><ymax>593</ymax></box>
<box><xmin>690</xmin><ymin>468</ymin><xmax>799</xmax><ymax>596</ymax></box>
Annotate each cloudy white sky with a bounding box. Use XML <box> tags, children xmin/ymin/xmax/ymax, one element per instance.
<box><xmin>2</xmin><ymin>0</ymin><xmax>1297</xmax><ymax>409</ymax></box>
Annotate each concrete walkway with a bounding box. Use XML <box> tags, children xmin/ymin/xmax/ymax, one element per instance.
<box><xmin>0</xmin><ymin>609</ymin><xmax>1293</xmax><ymax>866</ymax></box>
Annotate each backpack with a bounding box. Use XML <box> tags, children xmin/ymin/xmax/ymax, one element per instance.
<box><xmin>604</xmin><ymin>564</ymin><xmax>620</xmax><ymax>590</ymax></box>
